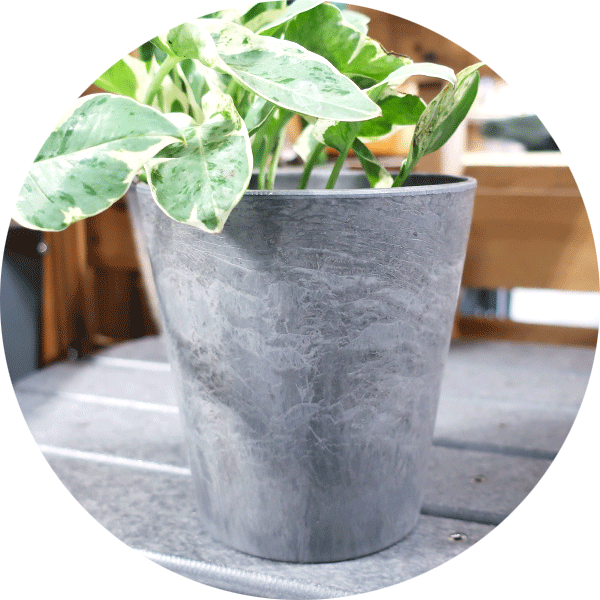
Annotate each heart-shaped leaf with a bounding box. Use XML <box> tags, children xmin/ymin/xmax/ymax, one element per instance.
<box><xmin>144</xmin><ymin>89</ymin><xmax>252</xmax><ymax>233</ymax></box>
<box><xmin>394</xmin><ymin>63</ymin><xmax>483</xmax><ymax>186</ymax></box>
<box><xmin>309</xmin><ymin>62</ymin><xmax>453</xmax><ymax>154</ymax></box>
<box><xmin>351</xmin><ymin>138</ymin><xmax>393</xmax><ymax>188</ymax></box>
<box><xmin>358</xmin><ymin>91</ymin><xmax>425</xmax><ymax>142</ymax></box>
<box><xmin>367</xmin><ymin>62</ymin><xmax>457</xmax><ymax>97</ymax></box>
<box><xmin>15</xmin><ymin>94</ymin><xmax>182</xmax><ymax>231</ymax></box>
<box><xmin>281</xmin><ymin>3</ymin><xmax>411</xmax><ymax>86</ymax></box>
<box><xmin>94</xmin><ymin>54</ymin><xmax>145</xmax><ymax>100</ymax></box>
<box><xmin>166</xmin><ymin>19</ymin><xmax>381</xmax><ymax>122</ymax></box>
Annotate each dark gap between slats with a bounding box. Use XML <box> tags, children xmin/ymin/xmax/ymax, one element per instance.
<box><xmin>420</xmin><ymin>504</ymin><xmax>505</xmax><ymax>526</ymax></box>
<box><xmin>432</xmin><ymin>437</ymin><xmax>557</xmax><ymax>460</ymax></box>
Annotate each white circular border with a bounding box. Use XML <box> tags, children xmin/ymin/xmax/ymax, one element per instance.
<box><xmin>1</xmin><ymin>1</ymin><xmax>598</xmax><ymax>597</ymax></box>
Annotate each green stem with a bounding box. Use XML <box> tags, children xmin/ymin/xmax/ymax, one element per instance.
<box><xmin>298</xmin><ymin>142</ymin><xmax>325</xmax><ymax>189</ymax></box>
<box><xmin>256</xmin><ymin>110</ymin><xmax>292</xmax><ymax>189</ymax></box>
<box><xmin>326</xmin><ymin>145</ymin><xmax>351</xmax><ymax>190</ymax></box>
<box><xmin>392</xmin><ymin>157</ymin><xmax>412</xmax><ymax>187</ymax></box>
<box><xmin>257</xmin><ymin>137</ymin><xmax>269</xmax><ymax>189</ymax></box>
<box><xmin>144</xmin><ymin>55</ymin><xmax>180</xmax><ymax>106</ymax></box>
<box><xmin>224</xmin><ymin>76</ymin><xmax>240</xmax><ymax>99</ymax></box>
<box><xmin>325</xmin><ymin>121</ymin><xmax>363</xmax><ymax>190</ymax></box>
<box><xmin>266</xmin><ymin>129</ymin><xmax>287</xmax><ymax>190</ymax></box>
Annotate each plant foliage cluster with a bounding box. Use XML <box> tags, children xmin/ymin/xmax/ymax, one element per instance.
<box><xmin>16</xmin><ymin>0</ymin><xmax>482</xmax><ymax>233</ymax></box>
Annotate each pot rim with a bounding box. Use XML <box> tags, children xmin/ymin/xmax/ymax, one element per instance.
<box><xmin>244</xmin><ymin>168</ymin><xmax>477</xmax><ymax>198</ymax></box>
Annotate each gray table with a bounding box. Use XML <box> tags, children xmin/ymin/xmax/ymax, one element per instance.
<box><xmin>14</xmin><ymin>336</ymin><xmax>593</xmax><ymax>598</ymax></box>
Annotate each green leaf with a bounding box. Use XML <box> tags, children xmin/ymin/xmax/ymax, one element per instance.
<box><xmin>312</xmin><ymin>119</ymin><xmax>356</xmax><ymax>153</ymax></box>
<box><xmin>173</xmin><ymin>61</ymin><xmax>206</xmax><ymax>122</ymax></box>
<box><xmin>256</xmin><ymin>0</ymin><xmax>325</xmax><ymax>34</ymax></box>
<box><xmin>169</xmin><ymin>19</ymin><xmax>381</xmax><ymax>121</ymax></box>
<box><xmin>165</xmin><ymin>20</ymin><xmax>224</xmax><ymax>69</ymax></box>
<box><xmin>351</xmin><ymin>138</ymin><xmax>392</xmax><ymax>188</ymax></box>
<box><xmin>282</xmin><ymin>3</ymin><xmax>411</xmax><ymax>86</ymax></box>
<box><xmin>144</xmin><ymin>89</ymin><xmax>252</xmax><ymax>233</ymax></box>
<box><xmin>94</xmin><ymin>55</ymin><xmax>140</xmax><ymax>99</ymax></box>
<box><xmin>241</xmin><ymin>7</ymin><xmax>285</xmax><ymax>33</ymax></box>
<box><xmin>394</xmin><ymin>63</ymin><xmax>483</xmax><ymax>186</ymax></box>
<box><xmin>310</xmin><ymin>90</ymin><xmax>425</xmax><ymax>152</ymax></box>
<box><xmin>15</xmin><ymin>94</ymin><xmax>182</xmax><ymax>231</ymax></box>
<box><xmin>148</xmin><ymin>56</ymin><xmax>193</xmax><ymax>115</ymax></box>
<box><xmin>244</xmin><ymin>95</ymin><xmax>275</xmax><ymax>136</ymax></box>
<box><xmin>241</xmin><ymin>2</ymin><xmax>286</xmax><ymax>26</ymax></box>
<box><xmin>358</xmin><ymin>91</ymin><xmax>426</xmax><ymax>142</ymax></box>
<box><xmin>366</xmin><ymin>62</ymin><xmax>457</xmax><ymax>98</ymax></box>
<box><xmin>150</xmin><ymin>34</ymin><xmax>180</xmax><ymax>58</ymax></box>
<box><xmin>96</xmin><ymin>52</ymin><xmax>194</xmax><ymax>117</ymax></box>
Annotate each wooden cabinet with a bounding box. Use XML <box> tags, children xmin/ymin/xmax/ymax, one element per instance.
<box><xmin>454</xmin><ymin>153</ymin><xmax>598</xmax><ymax>346</ymax></box>
<box><xmin>40</xmin><ymin>202</ymin><xmax>157</xmax><ymax>366</ymax></box>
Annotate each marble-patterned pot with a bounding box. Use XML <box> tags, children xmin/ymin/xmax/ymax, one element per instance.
<box><xmin>127</xmin><ymin>170</ymin><xmax>476</xmax><ymax>563</ymax></box>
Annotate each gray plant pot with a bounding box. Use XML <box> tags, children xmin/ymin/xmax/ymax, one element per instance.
<box><xmin>127</xmin><ymin>169</ymin><xmax>476</xmax><ymax>563</ymax></box>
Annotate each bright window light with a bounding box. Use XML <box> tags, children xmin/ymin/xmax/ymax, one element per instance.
<box><xmin>509</xmin><ymin>288</ymin><xmax>600</xmax><ymax>328</ymax></box>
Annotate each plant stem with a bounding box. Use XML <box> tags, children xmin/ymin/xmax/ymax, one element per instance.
<box><xmin>298</xmin><ymin>142</ymin><xmax>325</xmax><ymax>189</ymax></box>
<box><xmin>391</xmin><ymin>158</ymin><xmax>411</xmax><ymax>187</ymax></box>
<box><xmin>326</xmin><ymin>146</ymin><xmax>351</xmax><ymax>190</ymax></box>
<box><xmin>266</xmin><ymin>130</ymin><xmax>287</xmax><ymax>190</ymax></box>
<box><xmin>257</xmin><ymin>138</ymin><xmax>269</xmax><ymax>189</ymax></box>
<box><xmin>224</xmin><ymin>76</ymin><xmax>240</xmax><ymax>99</ymax></box>
<box><xmin>325</xmin><ymin>122</ymin><xmax>363</xmax><ymax>190</ymax></box>
<box><xmin>144</xmin><ymin>56</ymin><xmax>180</xmax><ymax>106</ymax></box>
<box><xmin>256</xmin><ymin>148</ymin><xmax>269</xmax><ymax>190</ymax></box>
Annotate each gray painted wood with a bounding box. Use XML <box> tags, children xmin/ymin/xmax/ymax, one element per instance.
<box><xmin>12</xmin><ymin>336</ymin><xmax>594</xmax><ymax>597</ymax></box>
<box><xmin>44</xmin><ymin>454</ymin><xmax>493</xmax><ymax>597</ymax></box>
<box><xmin>17</xmin><ymin>360</ymin><xmax>176</xmax><ymax>409</ymax></box>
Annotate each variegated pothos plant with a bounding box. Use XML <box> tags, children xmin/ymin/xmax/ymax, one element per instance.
<box><xmin>15</xmin><ymin>1</ymin><xmax>483</xmax><ymax>234</ymax></box>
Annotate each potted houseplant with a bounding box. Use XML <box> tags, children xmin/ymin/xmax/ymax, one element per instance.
<box><xmin>14</xmin><ymin>1</ymin><xmax>482</xmax><ymax>563</ymax></box>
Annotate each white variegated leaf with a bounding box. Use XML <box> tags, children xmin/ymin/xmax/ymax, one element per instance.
<box><xmin>244</xmin><ymin>95</ymin><xmax>275</xmax><ymax>136</ymax></box>
<box><xmin>145</xmin><ymin>89</ymin><xmax>252</xmax><ymax>233</ymax></box>
<box><xmin>367</xmin><ymin>63</ymin><xmax>457</xmax><ymax>98</ymax></box>
<box><xmin>309</xmin><ymin>63</ymin><xmax>451</xmax><ymax>152</ymax></box>
<box><xmin>15</xmin><ymin>94</ymin><xmax>182</xmax><ymax>231</ymax></box>
<box><xmin>394</xmin><ymin>63</ymin><xmax>482</xmax><ymax>186</ymax></box>
<box><xmin>311</xmin><ymin>118</ymin><xmax>338</xmax><ymax>147</ymax></box>
<box><xmin>169</xmin><ymin>19</ymin><xmax>380</xmax><ymax>122</ymax></box>
<box><xmin>166</xmin><ymin>21</ymin><xmax>224</xmax><ymax>69</ymax></box>
<box><xmin>281</xmin><ymin>3</ymin><xmax>409</xmax><ymax>86</ymax></box>
<box><xmin>241</xmin><ymin>8</ymin><xmax>285</xmax><ymax>33</ymax></box>
<box><xmin>174</xmin><ymin>62</ymin><xmax>202</xmax><ymax>122</ymax></box>
<box><xmin>292</xmin><ymin>123</ymin><xmax>319</xmax><ymax>163</ymax></box>
<box><xmin>256</xmin><ymin>0</ymin><xmax>325</xmax><ymax>33</ymax></box>
<box><xmin>351</xmin><ymin>138</ymin><xmax>392</xmax><ymax>188</ymax></box>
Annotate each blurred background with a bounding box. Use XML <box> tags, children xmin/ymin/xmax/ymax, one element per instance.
<box><xmin>2</xmin><ymin>5</ymin><xmax>598</xmax><ymax>382</ymax></box>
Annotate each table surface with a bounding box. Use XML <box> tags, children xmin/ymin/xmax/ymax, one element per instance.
<box><xmin>14</xmin><ymin>335</ymin><xmax>594</xmax><ymax>598</ymax></box>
